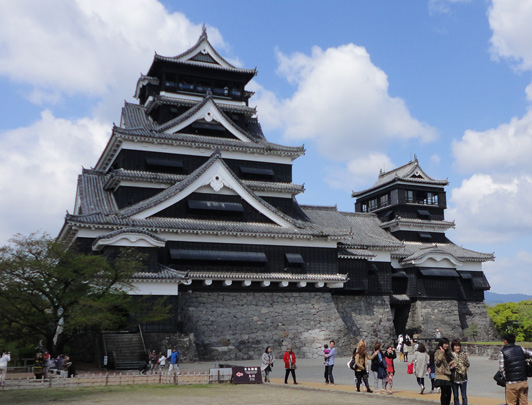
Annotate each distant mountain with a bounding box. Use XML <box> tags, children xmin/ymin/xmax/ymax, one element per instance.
<box><xmin>485</xmin><ymin>291</ymin><xmax>532</xmax><ymax>306</ymax></box>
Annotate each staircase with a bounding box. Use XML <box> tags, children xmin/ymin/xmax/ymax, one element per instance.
<box><xmin>102</xmin><ymin>331</ymin><xmax>146</xmax><ymax>370</ymax></box>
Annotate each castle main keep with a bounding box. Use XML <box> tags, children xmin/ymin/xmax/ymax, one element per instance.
<box><xmin>59</xmin><ymin>28</ymin><xmax>495</xmax><ymax>361</ymax></box>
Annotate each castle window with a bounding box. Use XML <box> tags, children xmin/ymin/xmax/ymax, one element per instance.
<box><xmin>188</xmin><ymin>200</ymin><xmax>244</xmax><ymax>213</ymax></box>
<box><xmin>417</xmin><ymin>209</ymin><xmax>431</xmax><ymax>220</ymax></box>
<box><xmin>406</xmin><ymin>190</ymin><xmax>439</xmax><ymax>205</ymax></box>
<box><xmin>285</xmin><ymin>253</ymin><xmax>304</xmax><ymax>266</ymax></box>
<box><xmin>170</xmin><ymin>249</ymin><xmax>267</xmax><ymax>263</ymax></box>
<box><xmin>418</xmin><ymin>232</ymin><xmax>433</xmax><ymax>241</ymax></box>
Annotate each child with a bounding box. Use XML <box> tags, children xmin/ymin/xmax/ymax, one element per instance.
<box><xmin>323</xmin><ymin>343</ymin><xmax>330</xmax><ymax>383</ymax></box>
<box><xmin>323</xmin><ymin>344</ymin><xmax>330</xmax><ymax>364</ymax></box>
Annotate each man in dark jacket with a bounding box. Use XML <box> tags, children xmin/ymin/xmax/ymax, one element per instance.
<box><xmin>499</xmin><ymin>333</ymin><xmax>532</xmax><ymax>405</ymax></box>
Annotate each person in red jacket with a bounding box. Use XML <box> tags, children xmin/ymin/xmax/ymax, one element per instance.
<box><xmin>283</xmin><ymin>347</ymin><xmax>298</xmax><ymax>384</ymax></box>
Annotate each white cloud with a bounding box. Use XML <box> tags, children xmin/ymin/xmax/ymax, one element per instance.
<box><xmin>0</xmin><ymin>110</ymin><xmax>109</xmax><ymax>243</ymax></box>
<box><xmin>452</xmin><ymin>109</ymin><xmax>532</xmax><ymax>173</ymax></box>
<box><xmin>489</xmin><ymin>0</ymin><xmax>532</xmax><ymax>74</ymax></box>
<box><xmin>0</xmin><ymin>0</ymin><xmax>218</xmax><ymax>245</ymax></box>
<box><xmin>0</xmin><ymin>0</ymin><xmax>224</xmax><ymax>105</ymax></box>
<box><xmin>428</xmin><ymin>0</ymin><xmax>471</xmax><ymax>15</ymax></box>
<box><xmin>448</xmin><ymin>174</ymin><xmax>532</xmax><ymax>244</ymax></box>
<box><xmin>482</xmin><ymin>254</ymin><xmax>532</xmax><ymax>295</ymax></box>
<box><xmin>253</xmin><ymin>43</ymin><xmax>436</xmax><ymax>190</ymax></box>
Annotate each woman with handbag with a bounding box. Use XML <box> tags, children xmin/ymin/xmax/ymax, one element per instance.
<box><xmin>283</xmin><ymin>347</ymin><xmax>297</xmax><ymax>384</ymax></box>
<box><xmin>354</xmin><ymin>340</ymin><xmax>375</xmax><ymax>393</ymax></box>
<box><xmin>261</xmin><ymin>346</ymin><xmax>274</xmax><ymax>383</ymax></box>
<box><xmin>413</xmin><ymin>343</ymin><xmax>430</xmax><ymax>395</ymax></box>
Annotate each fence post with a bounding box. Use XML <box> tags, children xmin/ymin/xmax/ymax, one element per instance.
<box><xmin>106</xmin><ymin>374</ymin><xmax>109</xmax><ymax>386</ymax></box>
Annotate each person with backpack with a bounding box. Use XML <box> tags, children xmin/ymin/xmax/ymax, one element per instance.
<box><xmin>370</xmin><ymin>342</ymin><xmax>387</xmax><ymax>393</ymax></box>
<box><xmin>498</xmin><ymin>333</ymin><xmax>532</xmax><ymax>405</ymax></box>
<box><xmin>168</xmin><ymin>348</ymin><xmax>180</xmax><ymax>375</ymax></box>
<box><xmin>384</xmin><ymin>345</ymin><xmax>396</xmax><ymax>394</ymax></box>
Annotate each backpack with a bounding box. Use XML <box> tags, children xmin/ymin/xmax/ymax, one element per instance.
<box><xmin>347</xmin><ymin>358</ymin><xmax>356</xmax><ymax>371</ymax></box>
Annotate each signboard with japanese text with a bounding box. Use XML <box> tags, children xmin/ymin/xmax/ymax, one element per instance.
<box><xmin>231</xmin><ymin>366</ymin><xmax>262</xmax><ymax>384</ymax></box>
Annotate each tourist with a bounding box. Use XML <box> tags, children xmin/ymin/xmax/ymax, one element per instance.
<box><xmin>436</xmin><ymin>328</ymin><xmax>442</xmax><ymax>340</ymax></box>
<box><xmin>404</xmin><ymin>334</ymin><xmax>412</xmax><ymax>362</ymax></box>
<box><xmin>323</xmin><ymin>343</ymin><xmax>330</xmax><ymax>383</ymax></box>
<box><xmin>370</xmin><ymin>342</ymin><xmax>386</xmax><ymax>393</ymax></box>
<box><xmin>158</xmin><ymin>352</ymin><xmax>166</xmax><ymax>373</ymax></box>
<box><xmin>0</xmin><ymin>349</ymin><xmax>10</xmax><ymax>386</ymax></box>
<box><xmin>450</xmin><ymin>339</ymin><xmax>470</xmax><ymax>405</ymax></box>
<box><xmin>62</xmin><ymin>355</ymin><xmax>76</xmax><ymax>378</ymax></box>
<box><xmin>168</xmin><ymin>348</ymin><xmax>180</xmax><ymax>375</ymax></box>
<box><xmin>34</xmin><ymin>352</ymin><xmax>44</xmax><ymax>379</ymax></box>
<box><xmin>434</xmin><ymin>337</ymin><xmax>453</xmax><ymax>405</ymax></box>
<box><xmin>354</xmin><ymin>340</ymin><xmax>375</xmax><ymax>393</ymax></box>
<box><xmin>324</xmin><ymin>340</ymin><xmax>336</xmax><ymax>385</ymax></box>
<box><xmin>413</xmin><ymin>342</ymin><xmax>430</xmax><ymax>394</ymax></box>
<box><xmin>43</xmin><ymin>351</ymin><xmax>53</xmax><ymax>379</ymax></box>
<box><xmin>149</xmin><ymin>350</ymin><xmax>158</xmax><ymax>374</ymax></box>
<box><xmin>261</xmin><ymin>346</ymin><xmax>274</xmax><ymax>383</ymax></box>
<box><xmin>428</xmin><ymin>349</ymin><xmax>436</xmax><ymax>392</ymax></box>
<box><xmin>283</xmin><ymin>347</ymin><xmax>297</xmax><ymax>384</ymax></box>
<box><xmin>384</xmin><ymin>345</ymin><xmax>396</xmax><ymax>394</ymax></box>
<box><xmin>397</xmin><ymin>334</ymin><xmax>404</xmax><ymax>362</ymax></box>
<box><xmin>499</xmin><ymin>333</ymin><xmax>532</xmax><ymax>405</ymax></box>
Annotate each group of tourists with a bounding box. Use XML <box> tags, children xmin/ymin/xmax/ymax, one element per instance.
<box><xmin>34</xmin><ymin>352</ymin><xmax>75</xmax><ymax>379</ymax></box>
<box><xmin>140</xmin><ymin>348</ymin><xmax>180</xmax><ymax>375</ymax></box>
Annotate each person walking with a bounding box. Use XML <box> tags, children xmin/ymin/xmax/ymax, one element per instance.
<box><xmin>261</xmin><ymin>346</ymin><xmax>274</xmax><ymax>383</ymax></box>
<box><xmin>324</xmin><ymin>340</ymin><xmax>336</xmax><ymax>385</ymax></box>
<box><xmin>499</xmin><ymin>333</ymin><xmax>532</xmax><ymax>405</ymax></box>
<box><xmin>283</xmin><ymin>347</ymin><xmax>297</xmax><ymax>384</ymax></box>
<box><xmin>354</xmin><ymin>340</ymin><xmax>375</xmax><ymax>393</ymax></box>
<box><xmin>370</xmin><ymin>342</ymin><xmax>386</xmax><ymax>393</ymax></box>
<box><xmin>413</xmin><ymin>342</ymin><xmax>430</xmax><ymax>394</ymax></box>
<box><xmin>0</xmin><ymin>350</ymin><xmax>10</xmax><ymax>386</ymax></box>
<box><xmin>158</xmin><ymin>352</ymin><xmax>166</xmax><ymax>373</ymax></box>
<box><xmin>450</xmin><ymin>339</ymin><xmax>470</xmax><ymax>405</ymax></box>
<box><xmin>428</xmin><ymin>349</ymin><xmax>437</xmax><ymax>392</ymax></box>
<box><xmin>434</xmin><ymin>337</ymin><xmax>453</xmax><ymax>405</ymax></box>
<box><xmin>168</xmin><ymin>349</ymin><xmax>180</xmax><ymax>375</ymax></box>
<box><xmin>383</xmin><ymin>345</ymin><xmax>396</xmax><ymax>394</ymax></box>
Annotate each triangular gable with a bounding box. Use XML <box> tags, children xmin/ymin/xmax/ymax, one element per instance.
<box><xmin>124</xmin><ymin>154</ymin><xmax>295</xmax><ymax>228</ymax></box>
<box><xmin>158</xmin><ymin>97</ymin><xmax>253</xmax><ymax>142</ymax></box>
<box><xmin>173</xmin><ymin>26</ymin><xmax>237</xmax><ymax>69</ymax></box>
<box><xmin>404</xmin><ymin>162</ymin><xmax>432</xmax><ymax>181</ymax></box>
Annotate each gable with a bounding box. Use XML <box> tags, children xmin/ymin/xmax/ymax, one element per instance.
<box><xmin>129</xmin><ymin>158</ymin><xmax>295</xmax><ymax>228</ymax></box>
<box><xmin>160</xmin><ymin>98</ymin><xmax>252</xmax><ymax>142</ymax></box>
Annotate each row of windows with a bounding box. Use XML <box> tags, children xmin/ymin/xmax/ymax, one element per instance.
<box><xmin>361</xmin><ymin>190</ymin><xmax>440</xmax><ymax>213</ymax></box>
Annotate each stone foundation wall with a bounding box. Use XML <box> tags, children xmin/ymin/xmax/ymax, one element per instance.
<box><xmin>176</xmin><ymin>291</ymin><xmax>396</xmax><ymax>361</ymax></box>
<box><xmin>405</xmin><ymin>300</ymin><xmax>497</xmax><ymax>341</ymax></box>
<box><xmin>161</xmin><ymin>292</ymin><xmax>497</xmax><ymax>361</ymax></box>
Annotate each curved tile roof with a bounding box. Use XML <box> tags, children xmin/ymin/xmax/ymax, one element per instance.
<box><xmin>392</xmin><ymin>241</ymin><xmax>494</xmax><ymax>263</ymax></box>
<box><xmin>352</xmin><ymin>157</ymin><xmax>448</xmax><ymax>197</ymax></box>
<box><xmin>301</xmin><ymin>206</ymin><xmax>402</xmax><ymax>250</ymax></box>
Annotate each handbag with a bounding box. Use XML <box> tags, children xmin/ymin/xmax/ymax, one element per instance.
<box><xmin>493</xmin><ymin>370</ymin><xmax>506</xmax><ymax>387</ymax></box>
<box><xmin>526</xmin><ymin>358</ymin><xmax>532</xmax><ymax>378</ymax></box>
<box><xmin>407</xmin><ymin>362</ymin><xmax>414</xmax><ymax>374</ymax></box>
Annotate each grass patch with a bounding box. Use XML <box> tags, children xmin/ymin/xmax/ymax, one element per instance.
<box><xmin>0</xmin><ymin>384</ymin><xmax>219</xmax><ymax>403</ymax></box>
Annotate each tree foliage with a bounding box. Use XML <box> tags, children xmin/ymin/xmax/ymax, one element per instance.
<box><xmin>488</xmin><ymin>300</ymin><xmax>532</xmax><ymax>341</ymax></box>
<box><xmin>0</xmin><ymin>232</ymin><xmax>154</xmax><ymax>355</ymax></box>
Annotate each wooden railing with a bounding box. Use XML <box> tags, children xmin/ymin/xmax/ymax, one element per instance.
<box><xmin>0</xmin><ymin>370</ymin><xmax>232</xmax><ymax>391</ymax></box>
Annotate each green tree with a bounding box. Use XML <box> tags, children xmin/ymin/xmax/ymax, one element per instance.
<box><xmin>0</xmin><ymin>232</ymin><xmax>163</xmax><ymax>355</ymax></box>
<box><xmin>488</xmin><ymin>300</ymin><xmax>532</xmax><ymax>341</ymax></box>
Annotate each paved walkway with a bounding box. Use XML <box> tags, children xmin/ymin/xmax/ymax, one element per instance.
<box><xmin>183</xmin><ymin>355</ymin><xmax>507</xmax><ymax>405</ymax></box>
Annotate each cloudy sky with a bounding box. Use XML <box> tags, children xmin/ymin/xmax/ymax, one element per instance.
<box><xmin>1</xmin><ymin>0</ymin><xmax>531</xmax><ymax>294</ymax></box>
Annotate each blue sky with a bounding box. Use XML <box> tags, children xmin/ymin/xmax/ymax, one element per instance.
<box><xmin>1</xmin><ymin>0</ymin><xmax>532</xmax><ymax>294</ymax></box>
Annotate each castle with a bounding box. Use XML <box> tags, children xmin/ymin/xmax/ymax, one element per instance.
<box><xmin>59</xmin><ymin>27</ymin><xmax>494</xmax><ymax>361</ymax></box>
